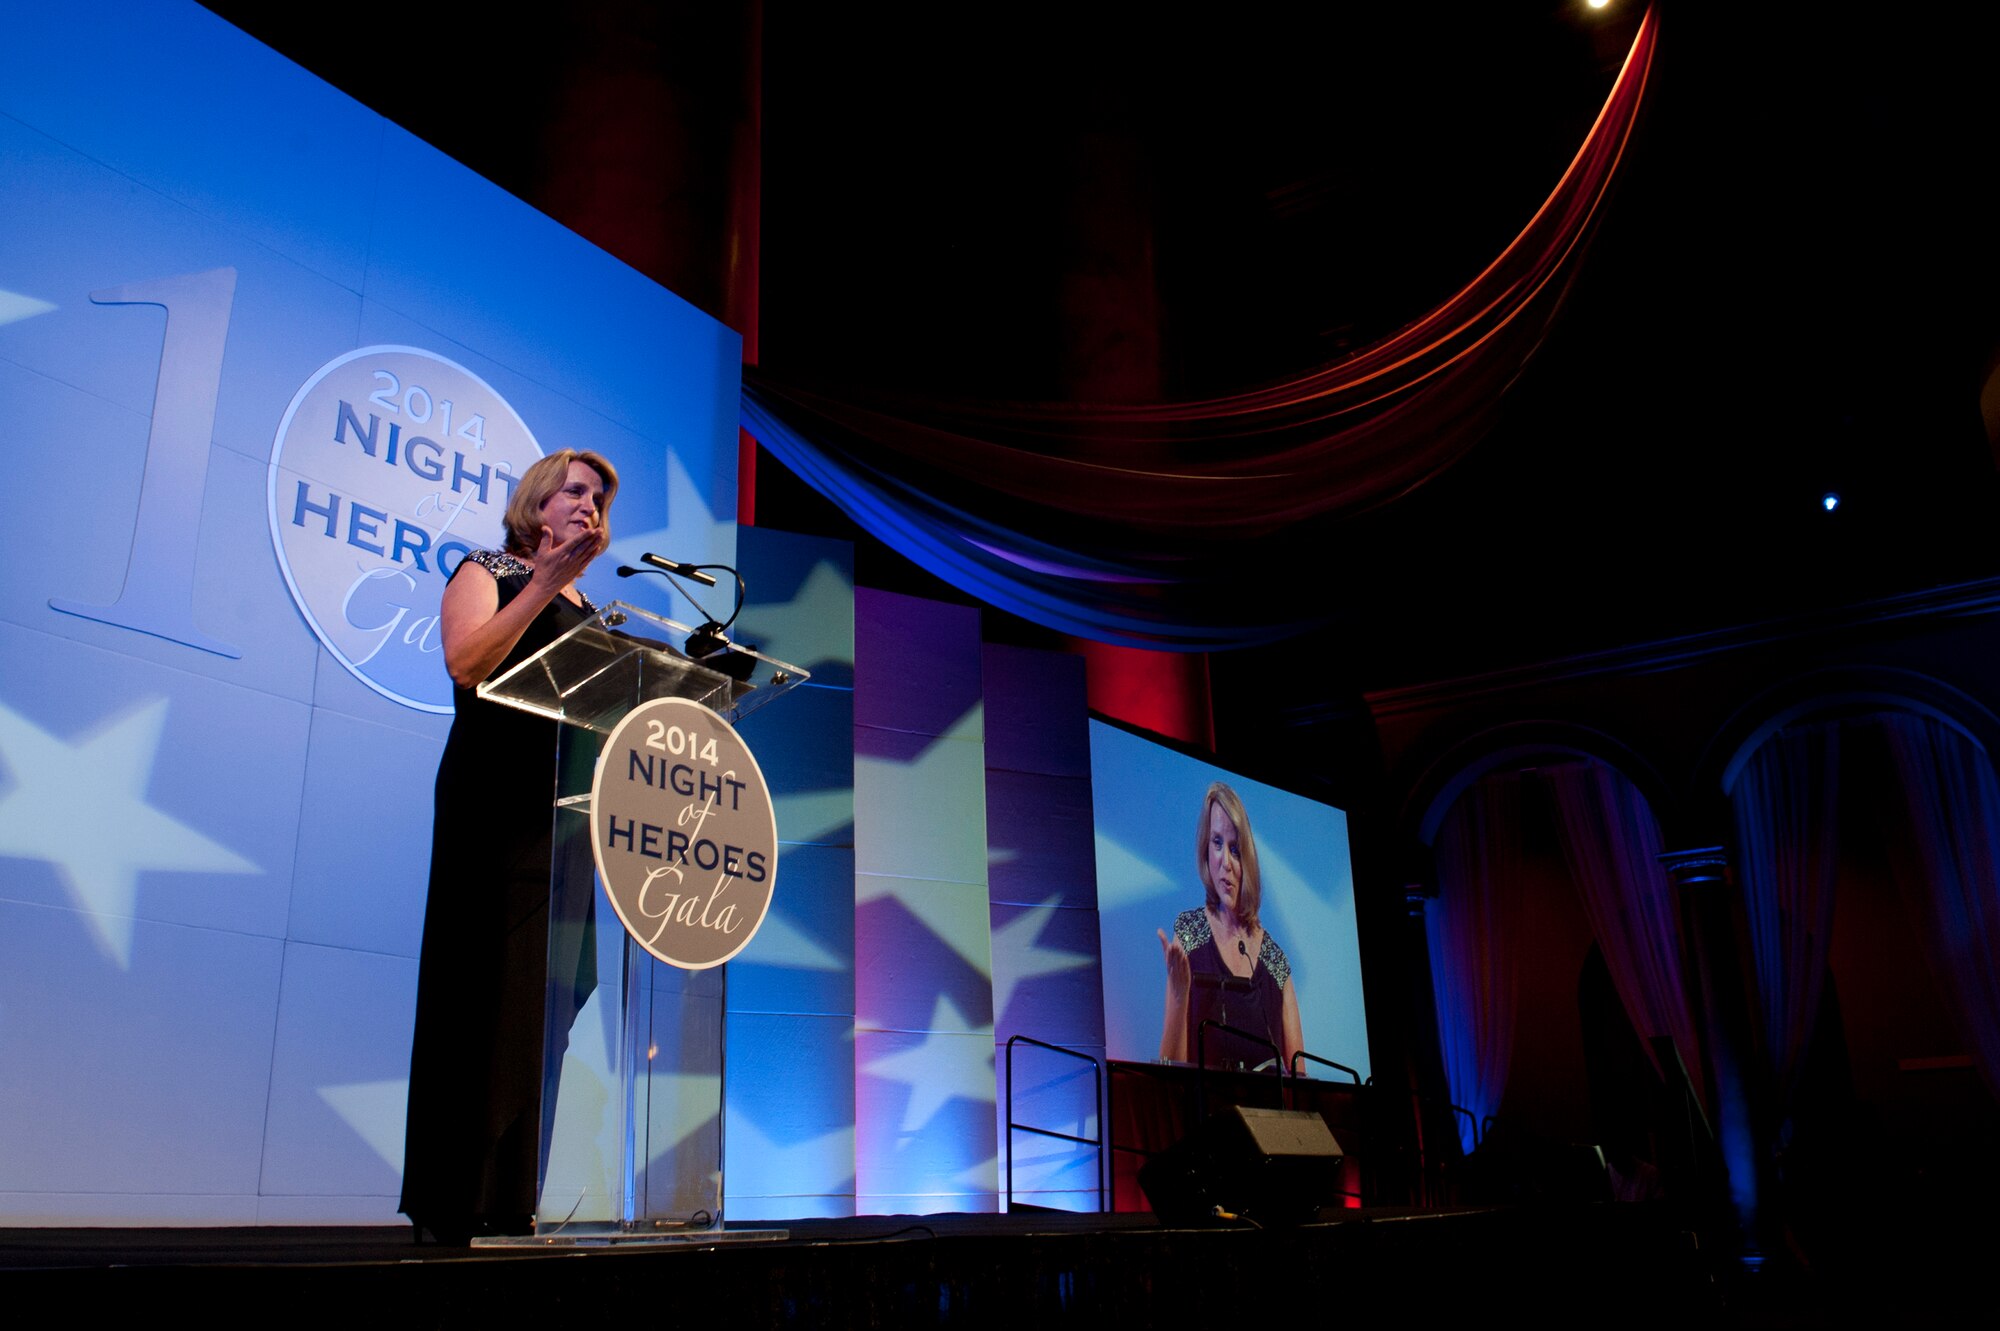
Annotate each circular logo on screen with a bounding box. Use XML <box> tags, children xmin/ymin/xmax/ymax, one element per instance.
<box><xmin>590</xmin><ymin>697</ymin><xmax>778</xmax><ymax>969</ymax></box>
<box><xmin>267</xmin><ymin>346</ymin><xmax>541</xmax><ymax>712</ymax></box>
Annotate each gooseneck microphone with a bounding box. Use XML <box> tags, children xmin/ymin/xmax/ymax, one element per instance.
<box><xmin>638</xmin><ymin>552</ymin><xmax>718</xmax><ymax>587</ymax></box>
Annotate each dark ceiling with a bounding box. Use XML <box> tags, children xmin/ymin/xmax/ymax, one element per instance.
<box><xmin>198</xmin><ymin>1</ymin><xmax>2000</xmax><ymax>697</ymax></box>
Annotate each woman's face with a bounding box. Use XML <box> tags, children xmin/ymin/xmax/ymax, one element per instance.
<box><xmin>1206</xmin><ymin>800</ymin><xmax>1243</xmax><ymax>917</ymax></box>
<box><xmin>540</xmin><ymin>461</ymin><xmax>607</xmax><ymax>542</ymax></box>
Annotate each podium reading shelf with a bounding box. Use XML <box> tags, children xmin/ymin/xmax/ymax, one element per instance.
<box><xmin>475</xmin><ymin>600</ymin><xmax>808</xmax><ymax>1246</ymax></box>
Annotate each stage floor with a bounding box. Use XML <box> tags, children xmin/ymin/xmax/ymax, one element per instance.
<box><xmin>0</xmin><ymin>1204</ymin><xmax>1938</xmax><ymax>1327</ymax></box>
<box><xmin>0</xmin><ymin>1208</ymin><xmax>1180</xmax><ymax>1269</ymax></box>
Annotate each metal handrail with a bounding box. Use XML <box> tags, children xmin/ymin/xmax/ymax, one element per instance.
<box><xmin>1004</xmin><ymin>1034</ymin><xmax>1106</xmax><ymax>1213</ymax></box>
<box><xmin>1399</xmin><ymin>1092</ymin><xmax>1481</xmax><ymax>1206</ymax></box>
<box><xmin>1193</xmin><ymin>1020</ymin><xmax>1283</xmax><ymax>1122</ymax></box>
<box><xmin>1289</xmin><ymin>1050</ymin><xmax>1362</xmax><ymax>1084</ymax></box>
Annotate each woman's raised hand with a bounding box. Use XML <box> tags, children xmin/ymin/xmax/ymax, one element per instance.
<box><xmin>1157</xmin><ymin>927</ymin><xmax>1190</xmax><ymax>1003</ymax></box>
<box><xmin>531</xmin><ymin>521</ymin><xmax>609</xmax><ymax>591</ymax></box>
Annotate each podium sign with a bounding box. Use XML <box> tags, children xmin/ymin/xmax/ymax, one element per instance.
<box><xmin>591</xmin><ymin>696</ymin><xmax>778</xmax><ymax>969</ymax></box>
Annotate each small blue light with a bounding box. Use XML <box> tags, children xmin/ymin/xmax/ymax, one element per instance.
<box><xmin>1822</xmin><ymin>492</ymin><xmax>1840</xmax><ymax>512</ymax></box>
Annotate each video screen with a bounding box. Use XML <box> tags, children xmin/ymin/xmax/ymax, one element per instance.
<box><xmin>1090</xmin><ymin>719</ymin><xmax>1370</xmax><ymax>1080</ymax></box>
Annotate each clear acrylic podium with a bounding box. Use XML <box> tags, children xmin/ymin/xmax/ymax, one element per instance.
<box><xmin>475</xmin><ymin>600</ymin><xmax>807</xmax><ymax>1245</ymax></box>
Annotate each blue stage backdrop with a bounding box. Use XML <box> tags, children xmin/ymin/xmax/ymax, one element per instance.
<box><xmin>0</xmin><ymin>0</ymin><xmax>738</xmax><ymax>1224</ymax></box>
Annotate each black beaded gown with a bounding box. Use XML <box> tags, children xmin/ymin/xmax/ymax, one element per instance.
<box><xmin>1171</xmin><ymin>907</ymin><xmax>1292</xmax><ymax>1071</ymax></box>
<box><xmin>401</xmin><ymin>551</ymin><xmax>597</xmax><ymax>1236</ymax></box>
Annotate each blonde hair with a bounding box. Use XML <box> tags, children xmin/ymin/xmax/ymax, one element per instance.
<box><xmin>1196</xmin><ymin>781</ymin><xmax>1262</xmax><ymax>929</ymax></box>
<box><xmin>502</xmin><ymin>449</ymin><xmax>619</xmax><ymax>556</ymax></box>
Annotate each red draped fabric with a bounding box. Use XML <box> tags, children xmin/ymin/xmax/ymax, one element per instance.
<box><xmin>744</xmin><ymin>9</ymin><xmax>1659</xmax><ymax>645</ymax></box>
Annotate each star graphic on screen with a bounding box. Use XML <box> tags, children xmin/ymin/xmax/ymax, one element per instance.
<box><xmin>0</xmin><ymin>698</ymin><xmax>258</xmax><ymax>967</ymax></box>
<box><xmin>0</xmin><ymin>289</ymin><xmax>57</xmax><ymax>326</ymax></box>
<box><xmin>1259</xmin><ymin>839</ymin><xmax>1355</xmax><ymax>966</ymax></box>
<box><xmin>319</xmin><ymin>1079</ymin><xmax>409</xmax><ymax>1174</ymax></box>
<box><xmin>1090</xmin><ymin>830</ymin><xmax>1176</xmax><ymax>911</ymax></box>
<box><xmin>989</xmin><ymin>896</ymin><xmax>1095</xmax><ymax>1023</ymax></box>
<box><xmin>724</xmin><ymin>1107</ymin><xmax>856</xmax><ymax>1197</ymax></box>
<box><xmin>861</xmin><ymin>995</ymin><xmax>995</xmax><ymax>1133</ymax></box>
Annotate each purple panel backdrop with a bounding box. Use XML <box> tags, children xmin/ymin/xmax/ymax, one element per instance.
<box><xmin>984</xmin><ymin>644</ymin><xmax>1106</xmax><ymax>1211</ymax></box>
<box><xmin>853</xmin><ymin>590</ymin><xmax>998</xmax><ymax>1212</ymax></box>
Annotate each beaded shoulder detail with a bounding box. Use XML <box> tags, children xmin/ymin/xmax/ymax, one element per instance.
<box><xmin>1173</xmin><ymin>907</ymin><xmax>1290</xmax><ymax>988</ymax></box>
<box><xmin>1259</xmin><ymin>934</ymin><xmax>1291</xmax><ymax>989</ymax></box>
<box><xmin>460</xmin><ymin>549</ymin><xmax>597</xmax><ymax>613</ymax></box>
<box><xmin>466</xmin><ymin>549</ymin><xmax>530</xmax><ymax>579</ymax></box>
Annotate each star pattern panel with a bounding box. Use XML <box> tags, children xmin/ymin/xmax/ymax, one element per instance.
<box><xmin>853</xmin><ymin>590</ymin><xmax>998</xmax><ymax>1211</ymax></box>
<box><xmin>723</xmin><ymin>526</ymin><xmax>858</xmax><ymax>1217</ymax></box>
<box><xmin>984</xmin><ymin>644</ymin><xmax>1106</xmax><ymax>1211</ymax></box>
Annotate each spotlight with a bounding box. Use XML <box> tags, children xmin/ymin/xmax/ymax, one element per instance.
<box><xmin>1586</xmin><ymin>0</ymin><xmax>1611</xmax><ymax>9</ymax></box>
<box><xmin>1822</xmin><ymin>492</ymin><xmax>1841</xmax><ymax>513</ymax></box>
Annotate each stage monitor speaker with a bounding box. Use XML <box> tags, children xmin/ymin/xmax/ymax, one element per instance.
<box><xmin>1139</xmin><ymin>1105</ymin><xmax>1344</xmax><ymax>1226</ymax></box>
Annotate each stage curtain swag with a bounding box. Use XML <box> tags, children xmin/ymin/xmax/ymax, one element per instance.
<box><xmin>740</xmin><ymin>7</ymin><xmax>1659</xmax><ymax>648</ymax></box>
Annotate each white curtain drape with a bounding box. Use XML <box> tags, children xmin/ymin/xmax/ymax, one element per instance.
<box><xmin>1729</xmin><ymin>722</ymin><xmax>1842</xmax><ymax>1130</ymax></box>
<box><xmin>1428</xmin><ymin>772</ymin><xmax>1529</xmax><ymax>1154</ymax></box>
<box><xmin>1545</xmin><ymin>760</ymin><xmax>1706</xmax><ymax>1110</ymax></box>
<box><xmin>1878</xmin><ymin>712</ymin><xmax>2000</xmax><ymax>1100</ymax></box>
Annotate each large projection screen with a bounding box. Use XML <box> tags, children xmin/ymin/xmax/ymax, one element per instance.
<box><xmin>1090</xmin><ymin>720</ymin><xmax>1371</xmax><ymax>1080</ymax></box>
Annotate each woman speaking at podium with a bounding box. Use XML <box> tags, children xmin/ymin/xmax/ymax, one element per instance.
<box><xmin>1157</xmin><ymin>782</ymin><xmax>1305</xmax><ymax>1072</ymax></box>
<box><xmin>401</xmin><ymin>448</ymin><xmax>617</xmax><ymax>1245</ymax></box>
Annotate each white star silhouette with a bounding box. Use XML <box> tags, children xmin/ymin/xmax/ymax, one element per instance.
<box><xmin>0</xmin><ymin>289</ymin><xmax>57</xmax><ymax>326</ymax></box>
<box><xmin>641</xmin><ymin>1072</ymin><xmax>723</xmax><ymax>1173</ymax></box>
<box><xmin>663</xmin><ymin>443</ymin><xmax>729</xmax><ymax>551</ymax></box>
<box><xmin>737</xmin><ymin>905</ymin><xmax>845</xmax><ymax>972</ymax></box>
<box><xmin>723</xmin><ymin>1106</ymin><xmax>856</xmax><ymax>1197</ymax></box>
<box><xmin>603</xmin><ymin>447</ymin><xmax>735</xmax><ymax>619</ymax></box>
<box><xmin>861</xmin><ymin>995</ymin><xmax>996</xmax><ymax>1133</ymax></box>
<box><xmin>1257</xmin><ymin>835</ymin><xmax>1356</xmax><ymax>962</ymax></box>
<box><xmin>950</xmin><ymin>1152</ymin><xmax>1000</xmax><ymax>1194</ymax></box>
<box><xmin>773</xmin><ymin>788</ymin><xmax>857</xmax><ymax>847</ymax></box>
<box><xmin>1089</xmin><ymin>829</ymin><xmax>1176</xmax><ymax>912</ymax></box>
<box><xmin>989</xmin><ymin>896</ymin><xmax>1095</xmax><ymax>1023</ymax></box>
<box><xmin>855</xmin><ymin>869</ymin><xmax>995</xmax><ymax>984</ymax></box>
<box><xmin>1256</xmin><ymin>833</ymin><xmax>1372</xmax><ymax>1075</ymax></box>
<box><xmin>855</xmin><ymin>711</ymin><xmax>994</xmax><ymax>981</ymax></box>
<box><xmin>0</xmin><ymin>698</ymin><xmax>259</xmax><ymax>967</ymax></box>
<box><xmin>318</xmin><ymin>1079</ymin><xmax>409</xmax><ymax>1174</ymax></box>
<box><xmin>736</xmin><ymin>559</ymin><xmax>853</xmax><ymax>667</ymax></box>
